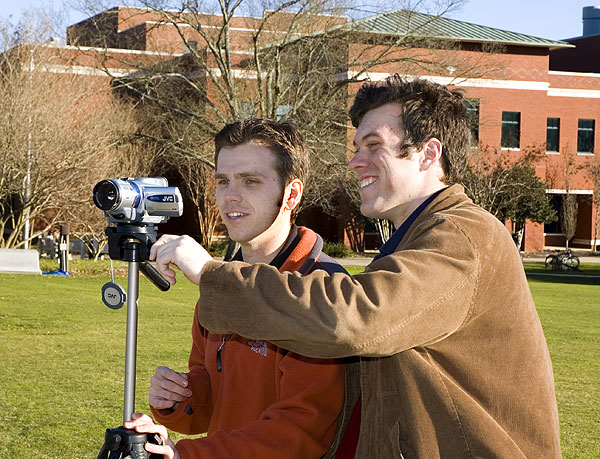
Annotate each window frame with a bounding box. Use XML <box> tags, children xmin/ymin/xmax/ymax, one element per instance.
<box><xmin>501</xmin><ymin>111</ymin><xmax>521</xmax><ymax>150</ymax></box>
<box><xmin>577</xmin><ymin>119</ymin><xmax>595</xmax><ymax>155</ymax></box>
<box><xmin>546</xmin><ymin>117</ymin><xmax>560</xmax><ymax>154</ymax></box>
<box><xmin>465</xmin><ymin>98</ymin><xmax>480</xmax><ymax>145</ymax></box>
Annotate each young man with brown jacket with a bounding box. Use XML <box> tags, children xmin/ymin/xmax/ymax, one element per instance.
<box><xmin>146</xmin><ymin>76</ymin><xmax>562</xmax><ymax>458</ymax></box>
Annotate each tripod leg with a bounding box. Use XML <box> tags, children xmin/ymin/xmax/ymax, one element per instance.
<box><xmin>97</xmin><ymin>245</ymin><xmax>163</xmax><ymax>459</ymax></box>
<box><xmin>97</xmin><ymin>427</ymin><xmax>126</xmax><ymax>459</ymax></box>
<box><xmin>124</xmin><ymin>260</ymin><xmax>140</xmax><ymax>423</ymax></box>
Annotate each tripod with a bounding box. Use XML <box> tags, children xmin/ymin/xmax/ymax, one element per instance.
<box><xmin>97</xmin><ymin>228</ymin><xmax>169</xmax><ymax>459</ymax></box>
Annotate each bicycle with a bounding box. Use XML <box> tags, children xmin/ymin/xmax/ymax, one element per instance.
<box><xmin>544</xmin><ymin>249</ymin><xmax>580</xmax><ymax>271</ymax></box>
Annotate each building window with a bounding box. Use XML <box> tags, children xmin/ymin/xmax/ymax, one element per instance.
<box><xmin>501</xmin><ymin>111</ymin><xmax>520</xmax><ymax>149</ymax></box>
<box><xmin>577</xmin><ymin>119</ymin><xmax>595</xmax><ymax>154</ymax></box>
<box><xmin>465</xmin><ymin>99</ymin><xmax>479</xmax><ymax>144</ymax></box>
<box><xmin>546</xmin><ymin>117</ymin><xmax>560</xmax><ymax>152</ymax></box>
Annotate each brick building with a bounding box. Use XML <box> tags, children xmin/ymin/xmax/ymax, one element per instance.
<box><xmin>16</xmin><ymin>5</ymin><xmax>600</xmax><ymax>252</ymax></box>
<box><xmin>338</xmin><ymin>8</ymin><xmax>600</xmax><ymax>252</ymax></box>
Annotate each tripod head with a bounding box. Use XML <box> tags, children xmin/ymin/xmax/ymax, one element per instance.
<box><xmin>105</xmin><ymin>224</ymin><xmax>170</xmax><ymax>292</ymax></box>
<box><xmin>106</xmin><ymin>224</ymin><xmax>155</xmax><ymax>262</ymax></box>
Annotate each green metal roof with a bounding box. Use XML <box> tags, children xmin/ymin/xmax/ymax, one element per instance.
<box><xmin>348</xmin><ymin>10</ymin><xmax>573</xmax><ymax>49</ymax></box>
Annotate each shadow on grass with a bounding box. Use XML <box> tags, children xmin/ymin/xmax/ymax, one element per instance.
<box><xmin>525</xmin><ymin>271</ymin><xmax>600</xmax><ymax>286</ymax></box>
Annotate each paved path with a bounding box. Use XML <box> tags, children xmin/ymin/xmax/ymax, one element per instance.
<box><xmin>333</xmin><ymin>256</ymin><xmax>373</xmax><ymax>266</ymax></box>
<box><xmin>335</xmin><ymin>254</ymin><xmax>600</xmax><ymax>266</ymax></box>
<box><xmin>525</xmin><ymin>271</ymin><xmax>600</xmax><ymax>279</ymax></box>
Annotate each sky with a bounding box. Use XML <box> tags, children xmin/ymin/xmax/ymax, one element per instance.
<box><xmin>0</xmin><ymin>0</ymin><xmax>596</xmax><ymax>41</ymax></box>
<box><xmin>448</xmin><ymin>0</ymin><xmax>596</xmax><ymax>40</ymax></box>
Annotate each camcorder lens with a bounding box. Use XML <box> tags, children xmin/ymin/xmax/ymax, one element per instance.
<box><xmin>93</xmin><ymin>180</ymin><xmax>120</xmax><ymax>211</ymax></box>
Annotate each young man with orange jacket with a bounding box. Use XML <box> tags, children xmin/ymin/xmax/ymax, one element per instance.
<box><xmin>126</xmin><ymin>119</ymin><xmax>355</xmax><ymax>458</ymax></box>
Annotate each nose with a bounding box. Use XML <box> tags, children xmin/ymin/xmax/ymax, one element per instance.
<box><xmin>223</xmin><ymin>182</ymin><xmax>242</xmax><ymax>202</ymax></box>
<box><xmin>348</xmin><ymin>149</ymin><xmax>368</xmax><ymax>171</ymax></box>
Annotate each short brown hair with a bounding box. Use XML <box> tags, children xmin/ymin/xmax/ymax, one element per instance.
<box><xmin>349</xmin><ymin>75</ymin><xmax>471</xmax><ymax>183</ymax></box>
<box><xmin>214</xmin><ymin>118</ymin><xmax>309</xmax><ymax>218</ymax></box>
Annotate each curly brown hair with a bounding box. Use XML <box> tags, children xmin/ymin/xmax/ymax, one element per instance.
<box><xmin>349</xmin><ymin>75</ymin><xmax>471</xmax><ymax>183</ymax></box>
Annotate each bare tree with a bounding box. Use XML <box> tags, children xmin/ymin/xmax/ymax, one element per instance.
<box><xmin>0</xmin><ymin>17</ymin><xmax>138</xmax><ymax>249</ymax></box>
<box><xmin>545</xmin><ymin>145</ymin><xmax>580</xmax><ymax>249</ymax></box>
<box><xmin>64</xmin><ymin>0</ymin><xmax>509</xmax><ymax>244</ymax></box>
<box><xmin>374</xmin><ymin>219</ymin><xmax>394</xmax><ymax>244</ymax></box>
<box><xmin>560</xmin><ymin>194</ymin><xmax>578</xmax><ymax>249</ymax></box>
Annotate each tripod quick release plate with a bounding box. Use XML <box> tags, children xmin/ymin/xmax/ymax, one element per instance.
<box><xmin>102</xmin><ymin>282</ymin><xmax>127</xmax><ymax>309</ymax></box>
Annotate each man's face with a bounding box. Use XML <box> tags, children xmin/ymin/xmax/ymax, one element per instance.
<box><xmin>215</xmin><ymin>142</ymin><xmax>285</xmax><ymax>245</ymax></box>
<box><xmin>349</xmin><ymin>102</ymin><xmax>425</xmax><ymax>227</ymax></box>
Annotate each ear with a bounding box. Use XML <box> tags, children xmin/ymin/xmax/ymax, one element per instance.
<box><xmin>419</xmin><ymin>138</ymin><xmax>443</xmax><ymax>172</ymax></box>
<box><xmin>283</xmin><ymin>178</ymin><xmax>303</xmax><ymax>213</ymax></box>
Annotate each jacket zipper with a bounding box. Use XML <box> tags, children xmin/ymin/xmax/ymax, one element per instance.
<box><xmin>216</xmin><ymin>336</ymin><xmax>226</xmax><ymax>372</ymax></box>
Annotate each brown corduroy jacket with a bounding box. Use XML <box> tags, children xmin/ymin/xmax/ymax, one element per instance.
<box><xmin>197</xmin><ymin>185</ymin><xmax>562</xmax><ymax>458</ymax></box>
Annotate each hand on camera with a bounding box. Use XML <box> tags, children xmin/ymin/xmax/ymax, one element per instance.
<box><xmin>149</xmin><ymin>366</ymin><xmax>192</xmax><ymax>411</ymax></box>
<box><xmin>149</xmin><ymin>235</ymin><xmax>213</xmax><ymax>285</ymax></box>
<box><xmin>124</xmin><ymin>413</ymin><xmax>180</xmax><ymax>459</ymax></box>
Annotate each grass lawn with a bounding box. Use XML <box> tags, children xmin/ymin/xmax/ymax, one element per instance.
<box><xmin>0</xmin><ymin>261</ymin><xmax>598</xmax><ymax>457</ymax></box>
<box><xmin>525</xmin><ymin>271</ymin><xmax>600</xmax><ymax>457</ymax></box>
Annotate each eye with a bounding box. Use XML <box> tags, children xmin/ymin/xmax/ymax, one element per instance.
<box><xmin>216</xmin><ymin>178</ymin><xmax>229</xmax><ymax>186</ymax></box>
<box><xmin>245</xmin><ymin>178</ymin><xmax>259</xmax><ymax>185</ymax></box>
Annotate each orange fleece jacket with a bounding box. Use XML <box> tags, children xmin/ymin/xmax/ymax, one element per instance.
<box><xmin>152</xmin><ymin>227</ymin><xmax>345</xmax><ymax>458</ymax></box>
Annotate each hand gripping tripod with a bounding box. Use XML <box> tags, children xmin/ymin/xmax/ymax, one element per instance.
<box><xmin>97</xmin><ymin>226</ymin><xmax>170</xmax><ymax>459</ymax></box>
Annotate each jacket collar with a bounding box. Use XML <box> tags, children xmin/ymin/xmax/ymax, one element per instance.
<box><xmin>375</xmin><ymin>186</ymin><xmax>451</xmax><ymax>260</ymax></box>
<box><xmin>231</xmin><ymin>224</ymin><xmax>321</xmax><ymax>274</ymax></box>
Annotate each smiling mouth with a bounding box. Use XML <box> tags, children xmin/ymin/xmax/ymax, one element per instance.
<box><xmin>227</xmin><ymin>212</ymin><xmax>247</xmax><ymax>219</ymax></box>
<box><xmin>360</xmin><ymin>177</ymin><xmax>377</xmax><ymax>189</ymax></box>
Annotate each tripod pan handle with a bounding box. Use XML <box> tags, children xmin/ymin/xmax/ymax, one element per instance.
<box><xmin>140</xmin><ymin>261</ymin><xmax>171</xmax><ymax>291</ymax></box>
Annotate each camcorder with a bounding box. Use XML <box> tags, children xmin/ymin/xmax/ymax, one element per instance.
<box><xmin>93</xmin><ymin>177</ymin><xmax>183</xmax><ymax>274</ymax></box>
<box><xmin>93</xmin><ymin>177</ymin><xmax>182</xmax><ymax>225</ymax></box>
